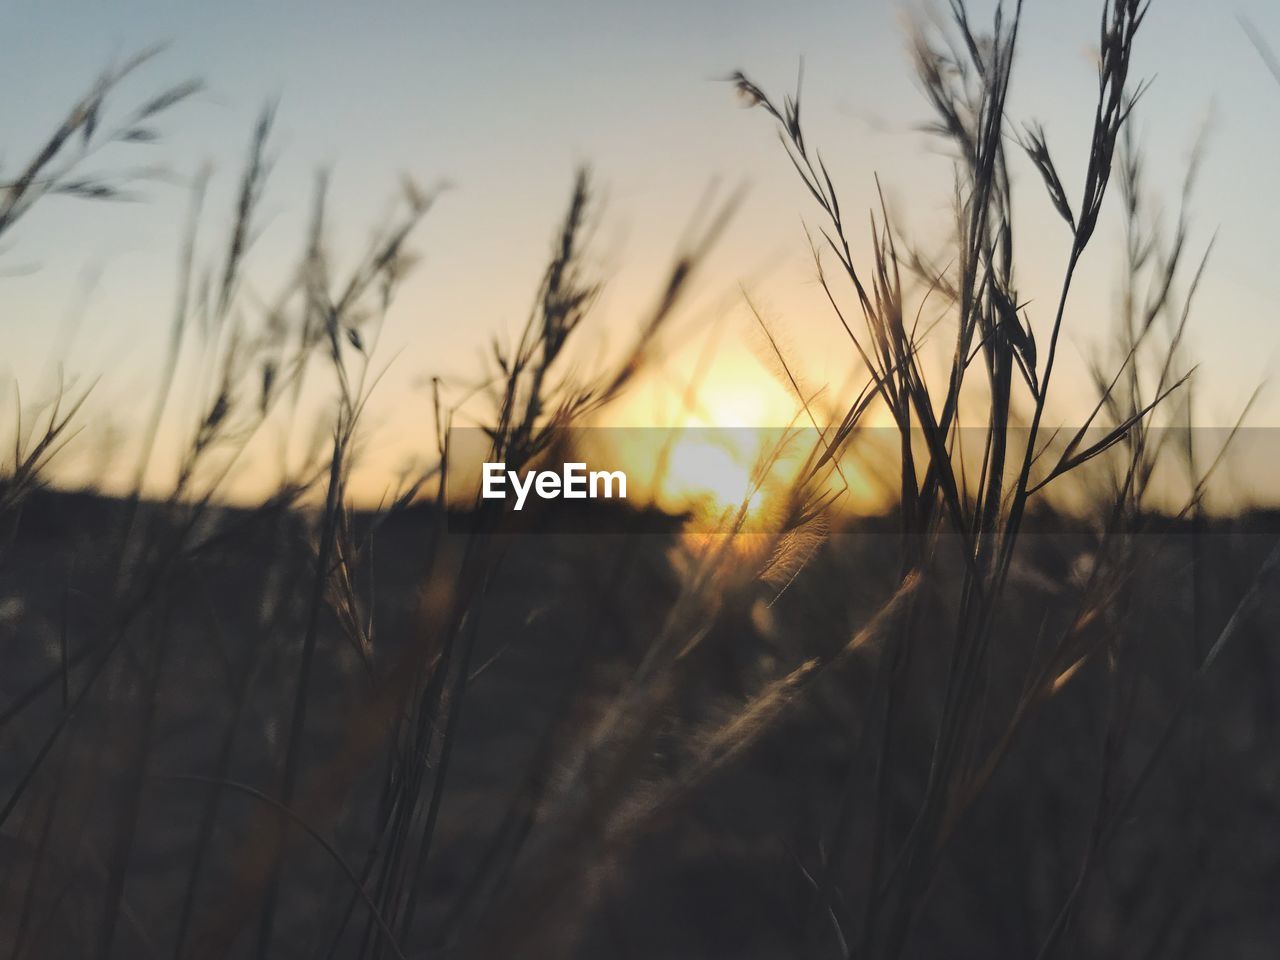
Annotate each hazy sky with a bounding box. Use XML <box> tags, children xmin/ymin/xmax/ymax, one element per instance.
<box><xmin>1</xmin><ymin>0</ymin><xmax>1278</xmax><ymax>502</ymax></box>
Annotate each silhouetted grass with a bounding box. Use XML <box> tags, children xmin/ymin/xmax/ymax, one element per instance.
<box><xmin>2</xmin><ymin>3</ymin><xmax>1279</xmax><ymax>959</ymax></box>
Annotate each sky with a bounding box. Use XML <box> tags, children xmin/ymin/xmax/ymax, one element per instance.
<box><xmin>1</xmin><ymin>0</ymin><xmax>1279</xmax><ymax>505</ymax></box>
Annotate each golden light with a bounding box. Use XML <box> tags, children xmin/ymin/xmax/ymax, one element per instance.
<box><xmin>661</xmin><ymin>437</ymin><xmax>766</xmax><ymax>517</ymax></box>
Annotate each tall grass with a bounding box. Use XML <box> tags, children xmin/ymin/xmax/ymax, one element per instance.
<box><xmin>1</xmin><ymin>2</ymin><xmax>1278</xmax><ymax>958</ymax></box>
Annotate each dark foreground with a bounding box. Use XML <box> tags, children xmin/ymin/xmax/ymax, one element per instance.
<box><xmin>2</xmin><ymin>489</ymin><xmax>1279</xmax><ymax>958</ymax></box>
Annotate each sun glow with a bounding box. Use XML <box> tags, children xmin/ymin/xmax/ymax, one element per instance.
<box><xmin>591</xmin><ymin>331</ymin><xmax>892</xmax><ymax>524</ymax></box>
<box><xmin>661</xmin><ymin>438</ymin><xmax>765</xmax><ymax>515</ymax></box>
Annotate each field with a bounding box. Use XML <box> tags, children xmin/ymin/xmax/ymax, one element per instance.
<box><xmin>3</xmin><ymin>1</ymin><xmax>1280</xmax><ymax>957</ymax></box>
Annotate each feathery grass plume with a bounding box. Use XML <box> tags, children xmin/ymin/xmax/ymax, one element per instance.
<box><xmin>0</xmin><ymin>48</ymin><xmax>199</xmax><ymax>239</ymax></box>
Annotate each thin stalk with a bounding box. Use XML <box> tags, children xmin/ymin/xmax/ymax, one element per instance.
<box><xmin>253</xmin><ymin>426</ymin><xmax>347</xmax><ymax>959</ymax></box>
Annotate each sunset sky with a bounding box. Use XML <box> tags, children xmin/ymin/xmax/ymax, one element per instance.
<box><xmin>1</xmin><ymin>0</ymin><xmax>1278</xmax><ymax>504</ymax></box>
